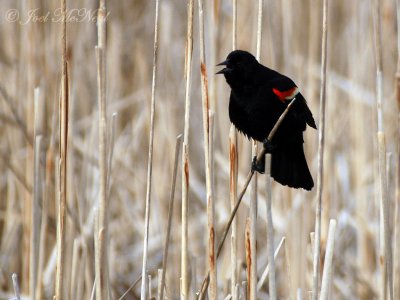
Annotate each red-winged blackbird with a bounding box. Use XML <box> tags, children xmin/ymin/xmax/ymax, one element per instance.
<box><xmin>217</xmin><ymin>50</ymin><xmax>316</xmax><ymax>190</ymax></box>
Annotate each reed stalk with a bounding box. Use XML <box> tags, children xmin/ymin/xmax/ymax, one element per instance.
<box><xmin>229</xmin><ymin>126</ymin><xmax>238</xmax><ymax>300</ymax></box>
<box><xmin>94</xmin><ymin>0</ymin><xmax>109</xmax><ymax>296</ymax></box>
<box><xmin>264</xmin><ymin>154</ymin><xmax>276</xmax><ymax>300</ymax></box>
<box><xmin>55</xmin><ymin>1</ymin><xmax>69</xmax><ymax>298</ymax></box>
<box><xmin>198</xmin><ymin>0</ymin><xmax>216</xmax><ymax>297</ymax></box>
<box><xmin>248</xmin><ymin>1</ymin><xmax>264</xmax><ymax>299</ymax></box>
<box><xmin>12</xmin><ymin>273</ymin><xmax>21</xmax><ymax>300</ymax></box>
<box><xmin>372</xmin><ymin>0</ymin><xmax>393</xmax><ymax>298</ymax></box>
<box><xmin>320</xmin><ymin>219</ymin><xmax>337</xmax><ymax>300</ymax></box>
<box><xmin>257</xmin><ymin>237</ymin><xmax>285</xmax><ymax>292</ymax></box>
<box><xmin>181</xmin><ymin>0</ymin><xmax>194</xmax><ymax>298</ymax></box>
<box><xmin>312</xmin><ymin>0</ymin><xmax>328</xmax><ymax>298</ymax></box>
<box><xmin>141</xmin><ymin>0</ymin><xmax>160</xmax><ymax>298</ymax></box>
<box><xmin>230</xmin><ymin>0</ymin><xmax>238</xmax><ymax>298</ymax></box>
<box><xmin>160</xmin><ymin>134</ymin><xmax>183</xmax><ymax>300</ymax></box>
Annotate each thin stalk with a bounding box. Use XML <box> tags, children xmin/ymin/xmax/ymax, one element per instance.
<box><xmin>264</xmin><ymin>154</ymin><xmax>276</xmax><ymax>300</ymax></box>
<box><xmin>229</xmin><ymin>126</ymin><xmax>238</xmax><ymax>300</ymax></box>
<box><xmin>148</xmin><ymin>275</ymin><xmax>152</xmax><ymax>299</ymax></box>
<box><xmin>70</xmin><ymin>239</ymin><xmax>80</xmax><ymax>300</ymax></box>
<box><xmin>95</xmin><ymin>46</ymin><xmax>109</xmax><ymax>300</ymax></box>
<box><xmin>55</xmin><ymin>0</ymin><xmax>69</xmax><ymax>298</ymax></box>
<box><xmin>181</xmin><ymin>0</ymin><xmax>194</xmax><ymax>298</ymax></box>
<box><xmin>118</xmin><ymin>276</ymin><xmax>142</xmax><ymax>300</ymax></box>
<box><xmin>12</xmin><ymin>273</ymin><xmax>21</xmax><ymax>300</ymax></box>
<box><xmin>181</xmin><ymin>142</ymin><xmax>190</xmax><ymax>299</ymax></box>
<box><xmin>312</xmin><ymin>0</ymin><xmax>328</xmax><ymax>299</ymax></box>
<box><xmin>31</xmin><ymin>87</ymin><xmax>43</xmax><ymax>300</ymax></box>
<box><xmin>378</xmin><ymin>132</ymin><xmax>393</xmax><ymax>300</ymax></box>
<box><xmin>198</xmin><ymin>0</ymin><xmax>216</xmax><ymax>298</ymax></box>
<box><xmin>34</xmin><ymin>87</ymin><xmax>47</xmax><ymax>300</ymax></box>
<box><xmin>249</xmin><ymin>1</ymin><xmax>264</xmax><ymax>299</ymax></box>
<box><xmin>94</xmin><ymin>0</ymin><xmax>109</xmax><ymax>299</ymax></box>
<box><xmin>230</xmin><ymin>0</ymin><xmax>238</xmax><ymax>297</ymax></box>
<box><xmin>107</xmin><ymin>112</ymin><xmax>117</xmax><ymax>197</ymax></box>
<box><xmin>160</xmin><ymin>134</ymin><xmax>183</xmax><ymax>300</ymax></box>
<box><xmin>157</xmin><ymin>269</ymin><xmax>163</xmax><ymax>300</ymax></box>
<box><xmin>320</xmin><ymin>219</ymin><xmax>337</xmax><ymax>300</ymax></box>
<box><xmin>245</xmin><ymin>218</ymin><xmax>251</xmax><ymax>298</ymax></box>
<box><xmin>396</xmin><ymin>0</ymin><xmax>400</xmax><ymax>110</ymax></box>
<box><xmin>394</xmin><ymin>115</ymin><xmax>400</xmax><ymax>300</ymax></box>
<box><xmin>141</xmin><ymin>0</ymin><xmax>160</xmax><ymax>298</ymax></box>
<box><xmin>257</xmin><ymin>237</ymin><xmax>285</xmax><ymax>292</ymax></box>
<box><xmin>30</xmin><ymin>135</ymin><xmax>42</xmax><ymax>300</ymax></box>
<box><xmin>197</xmin><ymin>98</ymin><xmax>297</xmax><ymax>299</ymax></box>
<box><xmin>232</xmin><ymin>0</ymin><xmax>237</xmax><ymax>50</ymax></box>
<box><xmin>395</xmin><ymin>0</ymin><xmax>400</xmax><ymax>298</ymax></box>
<box><xmin>373</xmin><ymin>0</ymin><xmax>393</xmax><ymax>298</ymax></box>
<box><xmin>256</xmin><ymin>0</ymin><xmax>264</xmax><ymax>60</ymax></box>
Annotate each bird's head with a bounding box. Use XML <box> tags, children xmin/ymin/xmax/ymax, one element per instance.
<box><xmin>216</xmin><ymin>50</ymin><xmax>259</xmax><ymax>88</ymax></box>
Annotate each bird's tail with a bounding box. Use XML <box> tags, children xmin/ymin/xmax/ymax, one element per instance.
<box><xmin>270</xmin><ymin>142</ymin><xmax>314</xmax><ymax>191</ymax></box>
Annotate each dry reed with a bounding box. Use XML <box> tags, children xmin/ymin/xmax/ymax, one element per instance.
<box><xmin>140</xmin><ymin>0</ymin><xmax>160</xmax><ymax>298</ymax></box>
<box><xmin>312</xmin><ymin>0</ymin><xmax>328</xmax><ymax>298</ymax></box>
<box><xmin>55</xmin><ymin>0</ymin><xmax>68</xmax><ymax>298</ymax></box>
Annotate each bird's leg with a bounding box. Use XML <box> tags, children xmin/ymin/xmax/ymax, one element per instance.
<box><xmin>251</xmin><ymin>154</ymin><xmax>265</xmax><ymax>174</ymax></box>
<box><xmin>251</xmin><ymin>139</ymin><xmax>275</xmax><ymax>173</ymax></box>
<box><xmin>262</xmin><ymin>139</ymin><xmax>276</xmax><ymax>153</ymax></box>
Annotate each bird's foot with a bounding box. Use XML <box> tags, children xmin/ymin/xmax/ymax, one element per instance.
<box><xmin>251</xmin><ymin>155</ymin><xmax>265</xmax><ymax>174</ymax></box>
<box><xmin>262</xmin><ymin>139</ymin><xmax>276</xmax><ymax>153</ymax></box>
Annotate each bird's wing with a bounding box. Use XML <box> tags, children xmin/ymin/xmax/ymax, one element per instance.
<box><xmin>270</xmin><ymin>76</ymin><xmax>299</xmax><ymax>103</ymax></box>
<box><xmin>270</xmin><ymin>76</ymin><xmax>317</xmax><ymax>129</ymax></box>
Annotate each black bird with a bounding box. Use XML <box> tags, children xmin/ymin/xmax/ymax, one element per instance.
<box><xmin>217</xmin><ymin>50</ymin><xmax>316</xmax><ymax>190</ymax></box>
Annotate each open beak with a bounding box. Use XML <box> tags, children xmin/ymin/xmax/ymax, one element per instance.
<box><xmin>216</xmin><ymin>60</ymin><xmax>230</xmax><ymax>74</ymax></box>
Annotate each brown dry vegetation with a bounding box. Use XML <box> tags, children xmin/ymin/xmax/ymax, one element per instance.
<box><xmin>0</xmin><ymin>0</ymin><xmax>399</xmax><ymax>299</ymax></box>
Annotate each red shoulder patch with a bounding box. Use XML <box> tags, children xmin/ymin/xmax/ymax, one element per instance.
<box><xmin>272</xmin><ymin>87</ymin><xmax>298</xmax><ymax>103</ymax></box>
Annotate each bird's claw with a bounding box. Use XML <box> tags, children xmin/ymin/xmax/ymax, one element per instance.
<box><xmin>263</xmin><ymin>139</ymin><xmax>276</xmax><ymax>153</ymax></box>
<box><xmin>251</xmin><ymin>155</ymin><xmax>265</xmax><ymax>174</ymax></box>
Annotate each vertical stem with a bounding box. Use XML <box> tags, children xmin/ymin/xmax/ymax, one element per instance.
<box><xmin>257</xmin><ymin>237</ymin><xmax>285</xmax><ymax>292</ymax></box>
<box><xmin>141</xmin><ymin>0</ymin><xmax>160</xmax><ymax>299</ymax></box>
<box><xmin>372</xmin><ymin>0</ymin><xmax>393</xmax><ymax>298</ymax></box>
<box><xmin>181</xmin><ymin>143</ymin><xmax>190</xmax><ymax>299</ymax></box>
<box><xmin>378</xmin><ymin>132</ymin><xmax>393</xmax><ymax>300</ymax></box>
<box><xmin>245</xmin><ymin>219</ymin><xmax>251</xmax><ymax>299</ymax></box>
<box><xmin>181</xmin><ymin>0</ymin><xmax>194</xmax><ymax>298</ymax></box>
<box><xmin>95</xmin><ymin>0</ymin><xmax>109</xmax><ymax>297</ymax></box>
<box><xmin>394</xmin><ymin>115</ymin><xmax>400</xmax><ymax>300</ymax></box>
<box><xmin>229</xmin><ymin>126</ymin><xmax>238</xmax><ymax>300</ymax></box>
<box><xmin>35</xmin><ymin>87</ymin><xmax>47</xmax><ymax>300</ymax></box>
<box><xmin>256</xmin><ymin>0</ymin><xmax>264</xmax><ymax>60</ymax></box>
<box><xmin>249</xmin><ymin>2</ymin><xmax>264</xmax><ymax>299</ymax></box>
<box><xmin>157</xmin><ymin>269</ymin><xmax>163</xmax><ymax>300</ymax></box>
<box><xmin>31</xmin><ymin>87</ymin><xmax>43</xmax><ymax>300</ymax></box>
<box><xmin>12</xmin><ymin>273</ymin><xmax>21</xmax><ymax>300</ymax></box>
<box><xmin>320</xmin><ymin>220</ymin><xmax>337</xmax><ymax>300</ymax></box>
<box><xmin>372</xmin><ymin>0</ymin><xmax>383</xmax><ymax>132</ymax></box>
<box><xmin>312</xmin><ymin>0</ymin><xmax>328</xmax><ymax>299</ymax></box>
<box><xmin>264</xmin><ymin>154</ymin><xmax>276</xmax><ymax>300</ymax></box>
<box><xmin>55</xmin><ymin>0</ymin><xmax>68</xmax><ymax>298</ymax></box>
<box><xmin>30</xmin><ymin>135</ymin><xmax>42</xmax><ymax>300</ymax></box>
<box><xmin>395</xmin><ymin>6</ymin><xmax>400</xmax><ymax>296</ymax></box>
<box><xmin>231</xmin><ymin>0</ymin><xmax>238</xmax><ymax>297</ymax></box>
<box><xmin>232</xmin><ymin>0</ymin><xmax>237</xmax><ymax>50</ymax></box>
<box><xmin>160</xmin><ymin>135</ymin><xmax>183</xmax><ymax>300</ymax></box>
<box><xmin>198</xmin><ymin>0</ymin><xmax>216</xmax><ymax>297</ymax></box>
